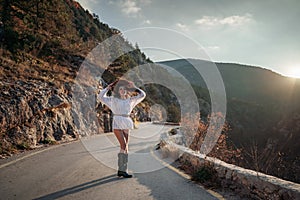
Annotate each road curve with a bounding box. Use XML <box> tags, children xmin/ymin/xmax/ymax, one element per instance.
<box><xmin>0</xmin><ymin>123</ymin><xmax>222</xmax><ymax>200</ymax></box>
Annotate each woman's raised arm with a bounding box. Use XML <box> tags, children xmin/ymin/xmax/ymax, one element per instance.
<box><xmin>98</xmin><ymin>85</ymin><xmax>113</xmax><ymax>108</ymax></box>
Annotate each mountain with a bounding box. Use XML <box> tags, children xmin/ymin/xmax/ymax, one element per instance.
<box><xmin>160</xmin><ymin>58</ymin><xmax>300</xmax><ymax>183</ymax></box>
<box><xmin>0</xmin><ymin>0</ymin><xmax>153</xmax><ymax>156</ymax></box>
<box><xmin>160</xmin><ymin>59</ymin><xmax>300</xmax><ymax>105</ymax></box>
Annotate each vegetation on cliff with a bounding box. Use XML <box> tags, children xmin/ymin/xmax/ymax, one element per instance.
<box><xmin>0</xmin><ymin>0</ymin><xmax>152</xmax><ymax>155</ymax></box>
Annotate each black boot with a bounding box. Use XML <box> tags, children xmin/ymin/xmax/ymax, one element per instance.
<box><xmin>117</xmin><ymin>153</ymin><xmax>132</xmax><ymax>178</ymax></box>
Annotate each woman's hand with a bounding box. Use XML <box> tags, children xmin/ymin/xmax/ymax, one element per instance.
<box><xmin>108</xmin><ymin>80</ymin><xmax>118</xmax><ymax>90</ymax></box>
<box><xmin>107</xmin><ymin>83</ymin><xmax>113</xmax><ymax>90</ymax></box>
<box><xmin>127</xmin><ymin>81</ymin><xmax>136</xmax><ymax>88</ymax></box>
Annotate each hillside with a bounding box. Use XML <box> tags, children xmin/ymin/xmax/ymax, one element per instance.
<box><xmin>0</xmin><ymin>0</ymin><xmax>154</xmax><ymax>156</ymax></box>
<box><xmin>0</xmin><ymin>0</ymin><xmax>185</xmax><ymax>157</ymax></box>
<box><xmin>160</xmin><ymin>59</ymin><xmax>300</xmax><ymax>183</ymax></box>
<box><xmin>160</xmin><ymin>59</ymin><xmax>300</xmax><ymax>105</ymax></box>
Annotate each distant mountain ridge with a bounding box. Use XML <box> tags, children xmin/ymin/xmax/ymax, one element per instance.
<box><xmin>160</xmin><ymin>59</ymin><xmax>300</xmax><ymax>106</ymax></box>
<box><xmin>160</xmin><ymin>58</ymin><xmax>300</xmax><ymax>183</ymax></box>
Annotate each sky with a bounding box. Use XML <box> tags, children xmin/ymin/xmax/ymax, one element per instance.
<box><xmin>76</xmin><ymin>0</ymin><xmax>300</xmax><ymax>78</ymax></box>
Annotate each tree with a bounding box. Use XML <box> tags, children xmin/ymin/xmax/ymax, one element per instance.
<box><xmin>1</xmin><ymin>0</ymin><xmax>19</xmax><ymax>52</ymax></box>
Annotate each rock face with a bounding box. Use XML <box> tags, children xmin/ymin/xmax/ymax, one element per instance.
<box><xmin>0</xmin><ymin>53</ymin><xmax>149</xmax><ymax>155</ymax></box>
<box><xmin>0</xmin><ymin>78</ymin><xmax>77</xmax><ymax>154</ymax></box>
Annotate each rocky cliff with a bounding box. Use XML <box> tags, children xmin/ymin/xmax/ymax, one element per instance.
<box><xmin>0</xmin><ymin>0</ymin><xmax>150</xmax><ymax>156</ymax></box>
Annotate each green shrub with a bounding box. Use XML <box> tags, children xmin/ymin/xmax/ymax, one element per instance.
<box><xmin>191</xmin><ymin>164</ymin><xmax>217</xmax><ymax>183</ymax></box>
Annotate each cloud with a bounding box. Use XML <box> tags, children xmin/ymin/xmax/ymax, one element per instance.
<box><xmin>176</xmin><ymin>23</ymin><xmax>189</xmax><ymax>31</ymax></box>
<box><xmin>195</xmin><ymin>14</ymin><xmax>253</xmax><ymax>27</ymax></box>
<box><xmin>117</xmin><ymin>0</ymin><xmax>151</xmax><ymax>17</ymax></box>
<box><xmin>121</xmin><ymin>0</ymin><xmax>141</xmax><ymax>15</ymax></box>
<box><xmin>143</xmin><ymin>20</ymin><xmax>152</xmax><ymax>24</ymax></box>
<box><xmin>206</xmin><ymin>46</ymin><xmax>220</xmax><ymax>50</ymax></box>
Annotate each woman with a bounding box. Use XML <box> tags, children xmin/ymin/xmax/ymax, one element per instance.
<box><xmin>98</xmin><ymin>79</ymin><xmax>146</xmax><ymax>178</ymax></box>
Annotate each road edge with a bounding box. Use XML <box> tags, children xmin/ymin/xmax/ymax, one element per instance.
<box><xmin>149</xmin><ymin>146</ymin><xmax>225</xmax><ymax>200</ymax></box>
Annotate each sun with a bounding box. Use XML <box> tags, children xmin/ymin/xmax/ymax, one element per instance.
<box><xmin>286</xmin><ymin>67</ymin><xmax>300</xmax><ymax>78</ymax></box>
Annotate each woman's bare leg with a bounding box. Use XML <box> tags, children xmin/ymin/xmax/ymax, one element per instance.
<box><xmin>114</xmin><ymin>129</ymin><xmax>132</xmax><ymax>178</ymax></box>
<box><xmin>123</xmin><ymin>130</ymin><xmax>129</xmax><ymax>153</ymax></box>
<box><xmin>114</xmin><ymin>129</ymin><xmax>126</xmax><ymax>153</ymax></box>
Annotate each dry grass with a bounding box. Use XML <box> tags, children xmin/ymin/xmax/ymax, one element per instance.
<box><xmin>0</xmin><ymin>52</ymin><xmax>76</xmax><ymax>89</ymax></box>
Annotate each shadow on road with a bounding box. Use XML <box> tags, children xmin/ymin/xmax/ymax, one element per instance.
<box><xmin>133</xmin><ymin>148</ymin><xmax>219</xmax><ymax>200</ymax></box>
<box><xmin>33</xmin><ymin>174</ymin><xmax>121</xmax><ymax>200</ymax></box>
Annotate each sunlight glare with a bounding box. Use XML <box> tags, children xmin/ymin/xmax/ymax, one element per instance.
<box><xmin>286</xmin><ymin>67</ymin><xmax>300</xmax><ymax>78</ymax></box>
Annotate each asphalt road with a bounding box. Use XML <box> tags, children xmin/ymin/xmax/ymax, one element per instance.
<box><xmin>0</xmin><ymin>123</ymin><xmax>222</xmax><ymax>200</ymax></box>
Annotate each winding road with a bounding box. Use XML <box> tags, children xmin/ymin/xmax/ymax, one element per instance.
<box><xmin>0</xmin><ymin>123</ymin><xmax>223</xmax><ymax>200</ymax></box>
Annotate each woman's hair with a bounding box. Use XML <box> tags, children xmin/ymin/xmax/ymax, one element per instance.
<box><xmin>111</xmin><ymin>79</ymin><xmax>134</xmax><ymax>98</ymax></box>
